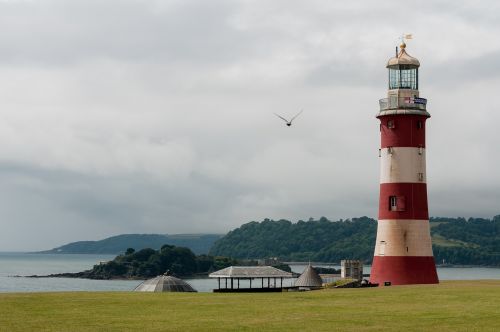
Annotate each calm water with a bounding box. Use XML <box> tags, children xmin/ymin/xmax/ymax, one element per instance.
<box><xmin>1</xmin><ymin>253</ymin><xmax>500</xmax><ymax>293</ymax></box>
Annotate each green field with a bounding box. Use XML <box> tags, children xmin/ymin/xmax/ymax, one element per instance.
<box><xmin>1</xmin><ymin>280</ymin><xmax>499</xmax><ymax>331</ymax></box>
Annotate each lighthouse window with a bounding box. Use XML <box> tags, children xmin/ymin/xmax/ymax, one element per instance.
<box><xmin>400</xmin><ymin>69</ymin><xmax>417</xmax><ymax>89</ymax></box>
<box><xmin>389</xmin><ymin>69</ymin><xmax>400</xmax><ymax>89</ymax></box>
<box><xmin>389</xmin><ymin>196</ymin><xmax>398</xmax><ymax>211</ymax></box>
<box><xmin>389</xmin><ymin>196</ymin><xmax>406</xmax><ymax>211</ymax></box>
<box><xmin>417</xmin><ymin>121</ymin><xmax>423</xmax><ymax>129</ymax></box>
<box><xmin>387</xmin><ymin>120</ymin><xmax>395</xmax><ymax>129</ymax></box>
<box><xmin>379</xmin><ymin>241</ymin><xmax>386</xmax><ymax>256</ymax></box>
<box><xmin>389</xmin><ymin>66</ymin><xmax>418</xmax><ymax>90</ymax></box>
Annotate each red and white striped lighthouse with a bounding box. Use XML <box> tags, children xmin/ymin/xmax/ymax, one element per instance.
<box><xmin>369</xmin><ymin>42</ymin><xmax>439</xmax><ymax>285</ymax></box>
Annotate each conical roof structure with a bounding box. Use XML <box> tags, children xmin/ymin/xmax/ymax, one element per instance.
<box><xmin>294</xmin><ymin>264</ymin><xmax>323</xmax><ymax>288</ymax></box>
<box><xmin>134</xmin><ymin>273</ymin><xmax>197</xmax><ymax>292</ymax></box>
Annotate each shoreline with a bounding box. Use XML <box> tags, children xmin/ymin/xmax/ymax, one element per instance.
<box><xmin>10</xmin><ymin>271</ymin><xmax>211</xmax><ymax>281</ymax></box>
<box><xmin>11</xmin><ymin>265</ymin><xmax>500</xmax><ymax>282</ymax></box>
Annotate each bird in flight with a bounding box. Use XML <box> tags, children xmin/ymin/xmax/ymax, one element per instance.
<box><xmin>274</xmin><ymin>109</ymin><xmax>303</xmax><ymax>127</ymax></box>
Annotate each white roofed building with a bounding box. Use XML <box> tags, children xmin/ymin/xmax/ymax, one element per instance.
<box><xmin>209</xmin><ymin>266</ymin><xmax>293</xmax><ymax>292</ymax></box>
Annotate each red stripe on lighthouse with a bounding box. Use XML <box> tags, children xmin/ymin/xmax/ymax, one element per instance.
<box><xmin>370</xmin><ymin>256</ymin><xmax>439</xmax><ymax>285</ymax></box>
<box><xmin>380</xmin><ymin>115</ymin><xmax>428</xmax><ymax>148</ymax></box>
<box><xmin>379</xmin><ymin>183</ymin><xmax>428</xmax><ymax>220</ymax></box>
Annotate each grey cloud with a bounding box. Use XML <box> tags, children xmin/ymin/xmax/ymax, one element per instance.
<box><xmin>0</xmin><ymin>0</ymin><xmax>267</xmax><ymax>66</ymax></box>
<box><xmin>0</xmin><ymin>0</ymin><xmax>499</xmax><ymax>250</ymax></box>
<box><xmin>426</xmin><ymin>51</ymin><xmax>500</xmax><ymax>86</ymax></box>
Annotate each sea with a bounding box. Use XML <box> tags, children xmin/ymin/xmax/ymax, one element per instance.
<box><xmin>1</xmin><ymin>252</ymin><xmax>500</xmax><ymax>293</ymax></box>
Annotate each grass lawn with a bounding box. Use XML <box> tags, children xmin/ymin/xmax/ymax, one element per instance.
<box><xmin>0</xmin><ymin>280</ymin><xmax>499</xmax><ymax>331</ymax></box>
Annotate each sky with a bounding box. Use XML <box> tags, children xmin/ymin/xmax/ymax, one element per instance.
<box><xmin>1</xmin><ymin>0</ymin><xmax>499</xmax><ymax>251</ymax></box>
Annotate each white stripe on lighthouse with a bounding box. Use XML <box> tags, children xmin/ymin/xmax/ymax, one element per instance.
<box><xmin>380</xmin><ymin>147</ymin><xmax>426</xmax><ymax>184</ymax></box>
<box><xmin>374</xmin><ymin>219</ymin><xmax>434</xmax><ymax>257</ymax></box>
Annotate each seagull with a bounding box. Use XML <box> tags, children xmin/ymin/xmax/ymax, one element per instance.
<box><xmin>274</xmin><ymin>109</ymin><xmax>303</xmax><ymax>127</ymax></box>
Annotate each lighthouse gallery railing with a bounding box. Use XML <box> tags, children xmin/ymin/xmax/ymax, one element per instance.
<box><xmin>379</xmin><ymin>97</ymin><xmax>427</xmax><ymax>111</ymax></box>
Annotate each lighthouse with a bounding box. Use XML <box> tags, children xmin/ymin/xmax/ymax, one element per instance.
<box><xmin>369</xmin><ymin>42</ymin><xmax>439</xmax><ymax>285</ymax></box>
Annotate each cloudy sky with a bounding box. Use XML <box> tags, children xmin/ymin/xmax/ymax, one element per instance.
<box><xmin>1</xmin><ymin>0</ymin><xmax>499</xmax><ymax>251</ymax></box>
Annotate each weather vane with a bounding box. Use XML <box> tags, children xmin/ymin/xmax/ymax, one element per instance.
<box><xmin>400</xmin><ymin>33</ymin><xmax>413</xmax><ymax>45</ymax></box>
<box><xmin>396</xmin><ymin>33</ymin><xmax>413</xmax><ymax>55</ymax></box>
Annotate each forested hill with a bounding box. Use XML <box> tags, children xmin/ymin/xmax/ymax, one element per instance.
<box><xmin>431</xmin><ymin>217</ymin><xmax>500</xmax><ymax>265</ymax></box>
<box><xmin>44</xmin><ymin>245</ymin><xmax>238</xmax><ymax>279</ymax></box>
<box><xmin>209</xmin><ymin>216</ymin><xmax>500</xmax><ymax>266</ymax></box>
<box><xmin>40</xmin><ymin>234</ymin><xmax>223</xmax><ymax>255</ymax></box>
<box><xmin>210</xmin><ymin>217</ymin><xmax>376</xmax><ymax>262</ymax></box>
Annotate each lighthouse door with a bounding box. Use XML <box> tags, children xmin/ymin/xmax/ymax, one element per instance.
<box><xmin>379</xmin><ymin>241</ymin><xmax>386</xmax><ymax>256</ymax></box>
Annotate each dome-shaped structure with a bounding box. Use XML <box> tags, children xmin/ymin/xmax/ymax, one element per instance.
<box><xmin>387</xmin><ymin>43</ymin><xmax>420</xmax><ymax>68</ymax></box>
<box><xmin>134</xmin><ymin>273</ymin><xmax>197</xmax><ymax>292</ymax></box>
<box><xmin>294</xmin><ymin>264</ymin><xmax>323</xmax><ymax>288</ymax></box>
